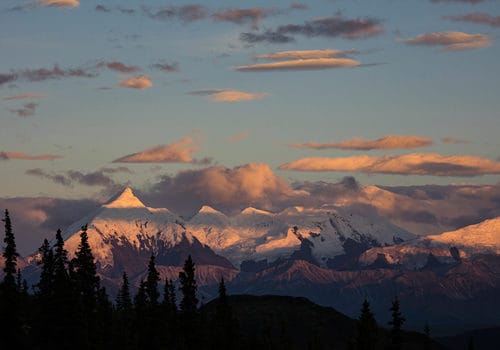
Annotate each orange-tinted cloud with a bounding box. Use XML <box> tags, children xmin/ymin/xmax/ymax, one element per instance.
<box><xmin>113</xmin><ymin>137</ymin><xmax>200</xmax><ymax>163</ymax></box>
<box><xmin>253</xmin><ymin>49</ymin><xmax>358</xmax><ymax>60</ymax></box>
<box><xmin>118</xmin><ymin>75</ymin><xmax>152</xmax><ymax>89</ymax></box>
<box><xmin>0</xmin><ymin>151</ymin><xmax>62</xmax><ymax>160</ymax></box>
<box><xmin>2</xmin><ymin>93</ymin><xmax>46</xmax><ymax>100</ymax></box>
<box><xmin>189</xmin><ymin>89</ymin><xmax>268</xmax><ymax>102</ymax></box>
<box><xmin>279</xmin><ymin>153</ymin><xmax>500</xmax><ymax>176</ymax></box>
<box><xmin>144</xmin><ymin>163</ymin><xmax>302</xmax><ymax>213</ymax></box>
<box><xmin>402</xmin><ymin>31</ymin><xmax>492</xmax><ymax>51</ymax></box>
<box><xmin>290</xmin><ymin>135</ymin><xmax>432</xmax><ymax>150</ymax></box>
<box><xmin>37</xmin><ymin>0</ymin><xmax>79</xmax><ymax>8</ymax></box>
<box><xmin>235</xmin><ymin>58</ymin><xmax>360</xmax><ymax>71</ymax></box>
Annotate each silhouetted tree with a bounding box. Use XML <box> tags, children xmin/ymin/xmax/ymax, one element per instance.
<box><xmin>163</xmin><ymin>278</ymin><xmax>177</xmax><ymax>315</ymax></box>
<box><xmin>467</xmin><ymin>336</ymin><xmax>475</xmax><ymax>350</ymax></box>
<box><xmin>116</xmin><ymin>272</ymin><xmax>132</xmax><ymax>312</ymax></box>
<box><xmin>0</xmin><ymin>209</ymin><xmax>23</xmax><ymax>347</ymax></box>
<box><xmin>145</xmin><ymin>254</ymin><xmax>160</xmax><ymax>306</ymax></box>
<box><xmin>388</xmin><ymin>297</ymin><xmax>405</xmax><ymax>350</ymax></box>
<box><xmin>2</xmin><ymin>209</ymin><xmax>18</xmax><ymax>290</ymax></box>
<box><xmin>356</xmin><ymin>299</ymin><xmax>378</xmax><ymax>350</ymax></box>
<box><xmin>179</xmin><ymin>254</ymin><xmax>198</xmax><ymax>316</ymax></box>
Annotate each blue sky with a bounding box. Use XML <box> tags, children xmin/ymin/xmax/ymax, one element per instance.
<box><xmin>1</xmin><ymin>0</ymin><xmax>500</xmax><ymax>199</ymax></box>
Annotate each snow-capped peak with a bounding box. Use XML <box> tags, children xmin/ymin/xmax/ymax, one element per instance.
<box><xmin>103</xmin><ymin>187</ymin><xmax>145</xmax><ymax>209</ymax></box>
<box><xmin>198</xmin><ymin>205</ymin><xmax>223</xmax><ymax>215</ymax></box>
<box><xmin>427</xmin><ymin>217</ymin><xmax>500</xmax><ymax>252</ymax></box>
<box><xmin>240</xmin><ymin>207</ymin><xmax>273</xmax><ymax>216</ymax></box>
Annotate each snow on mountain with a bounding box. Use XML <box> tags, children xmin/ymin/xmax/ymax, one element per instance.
<box><xmin>52</xmin><ymin>188</ymin><xmax>419</xmax><ymax>272</ymax></box>
<box><xmin>62</xmin><ymin>188</ymin><xmax>219</xmax><ymax>271</ymax></box>
<box><xmin>427</xmin><ymin>217</ymin><xmax>500</xmax><ymax>253</ymax></box>
<box><xmin>358</xmin><ymin>217</ymin><xmax>500</xmax><ymax>270</ymax></box>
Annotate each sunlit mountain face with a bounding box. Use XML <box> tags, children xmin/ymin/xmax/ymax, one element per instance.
<box><xmin>1</xmin><ymin>0</ymin><xmax>499</xmax><ymax>347</ymax></box>
<box><xmin>3</xmin><ymin>187</ymin><xmax>497</xmax><ymax>336</ymax></box>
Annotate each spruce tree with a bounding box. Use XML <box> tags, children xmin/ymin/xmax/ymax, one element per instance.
<box><xmin>116</xmin><ymin>272</ymin><xmax>132</xmax><ymax>312</ymax></box>
<box><xmin>179</xmin><ymin>254</ymin><xmax>198</xmax><ymax>315</ymax></box>
<box><xmin>35</xmin><ymin>239</ymin><xmax>54</xmax><ymax>298</ymax></box>
<box><xmin>2</xmin><ymin>209</ymin><xmax>19</xmax><ymax>291</ymax></box>
<box><xmin>356</xmin><ymin>299</ymin><xmax>378</xmax><ymax>350</ymax></box>
<box><xmin>388</xmin><ymin>297</ymin><xmax>406</xmax><ymax>350</ymax></box>
<box><xmin>71</xmin><ymin>225</ymin><xmax>101</xmax><ymax>349</ymax></box>
<box><xmin>145</xmin><ymin>254</ymin><xmax>160</xmax><ymax>306</ymax></box>
<box><xmin>212</xmin><ymin>277</ymin><xmax>237</xmax><ymax>350</ymax></box>
<box><xmin>163</xmin><ymin>278</ymin><xmax>177</xmax><ymax>315</ymax></box>
<box><xmin>0</xmin><ymin>209</ymin><xmax>23</xmax><ymax>347</ymax></box>
<box><xmin>72</xmin><ymin>225</ymin><xmax>100</xmax><ymax>310</ymax></box>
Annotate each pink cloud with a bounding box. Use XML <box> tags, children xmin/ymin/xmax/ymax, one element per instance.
<box><xmin>402</xmin><ymin>31</ymin><xmax>492</xmax><ymax>51</ymax></box>
<box><xmin>2</xmin><ymin>93</ymin><xmax>46</xmax><ymax>100</ymax></box>
<box><xmin>189</xmin><ymin>89</ymin><xmax>268</xmax><ymax>102</ymax></box>
<box><xmin>118</xmin><ymin>75</ymin><xmax>152</xmax><ymax>89</ymax></box>
<box><xmin>37</xmin><ymin>0</ymin><xmax>79</xmax><ymax>8</ymax></box>
<box><xmin>235</xmin><ymin>58</ymin><xmax>360</xmax><ymax>71</ymax></box>
<box><xmin>112</xmin><ymin>137</ymin><xmax>200</xmax><ymax>163</ymax></box>
<box><xmin>279</xmin><ymin>153</ymin><xmax>500</xmax><ymax>176</ymax></box>
<box><xmin>290</xmin><ymin>135</ymin><xmax>432</xmax><ymax>150</ymax></box>
<box><xmin>0</xmin><ymin>151</ymin><xmax>62</xmax><ymax>161</ymax></box>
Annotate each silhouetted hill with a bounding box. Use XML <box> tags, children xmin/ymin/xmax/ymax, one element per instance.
<box><xmin>437</xmin><ymin>327</ymin><xmax>500</xmax><ymax>350</ymax></box>
<box><xmin>203</xmin><ymin>294</ymin><xmax>445</xmax><ymax>350</ymax></box>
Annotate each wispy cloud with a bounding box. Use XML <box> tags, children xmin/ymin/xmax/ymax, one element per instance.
<box><xmin>2</xmin><ymin>93</ymin><xmax>46</xmax><ymax>101</ymax></box>
<box><xmin>143</xmin><ymin>5</ymin><xmax>209</xmax><ymax>23</ymax></box>
<box><xmin>0</xmin><ymin>64</ymin><xmax>98</xmax><ymax>86</ymax></box>
<box><xmin>212</xmin><ymin>8</ymin><xmax>280</xmax><ymax>29</ymax></box>
<box><xmin>253</xmin><ymin>49</ymin><xmax>359</xmax><ymax>60</ymax></box>
<box><xmin>189</xmin><ymin>89</ymin><xmax>268</xmax><ymax>102</ymax></box>
<box><xmin>113</xmin><ymin>137</ymin><xmax>202</xmax><ymax>163</ymax></box>
<box><xmin>290</xmin><ymin>135</ymin><xmax>433</xmax><ymax>150</ymax></box>
<box><xmin>235</xmin><ymin>58</ymin><xmax>360</xmax><ymax>71</ymax></box>
<box><xmin>95</xmin><ymin>4</ymin><xmax>110</xmax><ymax>12</ymax></box>
<box><xmin>151</xmin><ymin>62</ymin><xmax>180</xmax><ymax>72</ymax></box>
<box><xmin>26</xmin><ymin>167</ymin><xmax>130</xmax><ymax>188</ymax></box>
<box><xmin>7</xmin><ymin>103</ymin><xmax>38</xmax><ymax>117</ymax></box>
<box><xmin>0</xmin><ymin>151</ymin><xmax>62</xmax><ymax>161</ymax></box>
<box><xmin>97</xmin><ymin>61</ymin><xmax>140</xmax><ymax>73</ymax></box>
<box><xmin>240</xmin><ymin>15</ymin><xmax>383</xmax><ymax>44</ymax></box>
<box><xmin>118</xmin><ymin>75</ymin><xmax>152</xmax><ymax>89</ymax></box>
<box><xmin>402</xmin><ymin>31</ymin><xmax>492</xmax><ymax>51</ymax></box>
<box><xmin>37</xmin><ymin>0</ymin><xmax>79</xmax><ymax>8</ymax></box>
<box><xmin>444</xmin><ymin>13</ymin><xmax>500</xmax><ymax>28</ymax></box>
<box><xmin>279</xmin><ymin>153</ymin><xmax>500</xmax><ymax>176</ymax></box>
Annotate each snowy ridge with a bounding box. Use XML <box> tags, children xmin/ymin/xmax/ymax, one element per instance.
<box><xmin>60</xmin><ymin>188</ymin><xmax>418</xmax><ymax>269</ymax></box>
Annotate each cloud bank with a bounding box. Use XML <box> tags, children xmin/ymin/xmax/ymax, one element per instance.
<box><xmin>402</xmin><ymin>31</ymin><xmax>492</xmax><ymax>51</ymax></box>
<box><xmin>279</xmin><ymin>153</ymin><xmax>500</xmax><ymax>176</ymax></box>
<box><xmin>444</xmin><ymin>13</ymin><xmax>500</xmax><ymax>28</ymax></box>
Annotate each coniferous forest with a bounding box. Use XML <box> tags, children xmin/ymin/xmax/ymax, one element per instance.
<box><xmin>0</xmin><ymin>209</ymin><xmax>449</xmax><ymax>349</ymax></box>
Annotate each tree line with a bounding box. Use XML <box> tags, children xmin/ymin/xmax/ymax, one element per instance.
<box><xmin>1</xmin><ymin>209</ymin><xmax>443</xmax><ymax>349</ymax></box>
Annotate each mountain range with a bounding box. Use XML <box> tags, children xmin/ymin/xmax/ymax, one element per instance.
<box><xmin>15</xmin><ymin>187</ymin><xmax>500</xmax><ymax>334</ymax></box>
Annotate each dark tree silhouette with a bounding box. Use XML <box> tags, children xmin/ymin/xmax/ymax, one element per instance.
<box><xmin>116</xmin><ymin>272</ymin><xmax>132</xmax><ymax>312</ymax></box>
<box><xmin>356</xmin><ymin>299</ymin><xmax>378</xmax><ymax>350</ymax></box>
<box><xmin>145</xmin><ymin>254</ymin><xmax>160</xmax><ymax>306</ymax></box>
<box><xmin>179</xmin><ymin>254</ymin><xmax>198</xmax><ymax>316</ymax></box>
<box><xmin>0</xmin><ymin>209</ymin><xmax>23</xmax><ymax>347</ymax></box>
<box><xmin>2</xmin><ymin>209</ymin><xmax>19</xmax><ymax>290</ymax></box>
<box><xmin>388</xmin><ymin>297</ymin><xmax>406</xmax><ymax>350</ymax></box>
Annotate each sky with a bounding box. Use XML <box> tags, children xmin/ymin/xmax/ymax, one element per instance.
<box><xmin>1</xmin><ymin>0</ymin><xmax>500</xmax><ymax>202</ymax></box>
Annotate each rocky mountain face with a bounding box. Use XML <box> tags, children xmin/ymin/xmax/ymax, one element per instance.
<box><xmin>12</xmin><ymin>188</ymin><xmax>500</xmax><ymax>333</ymax></box>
